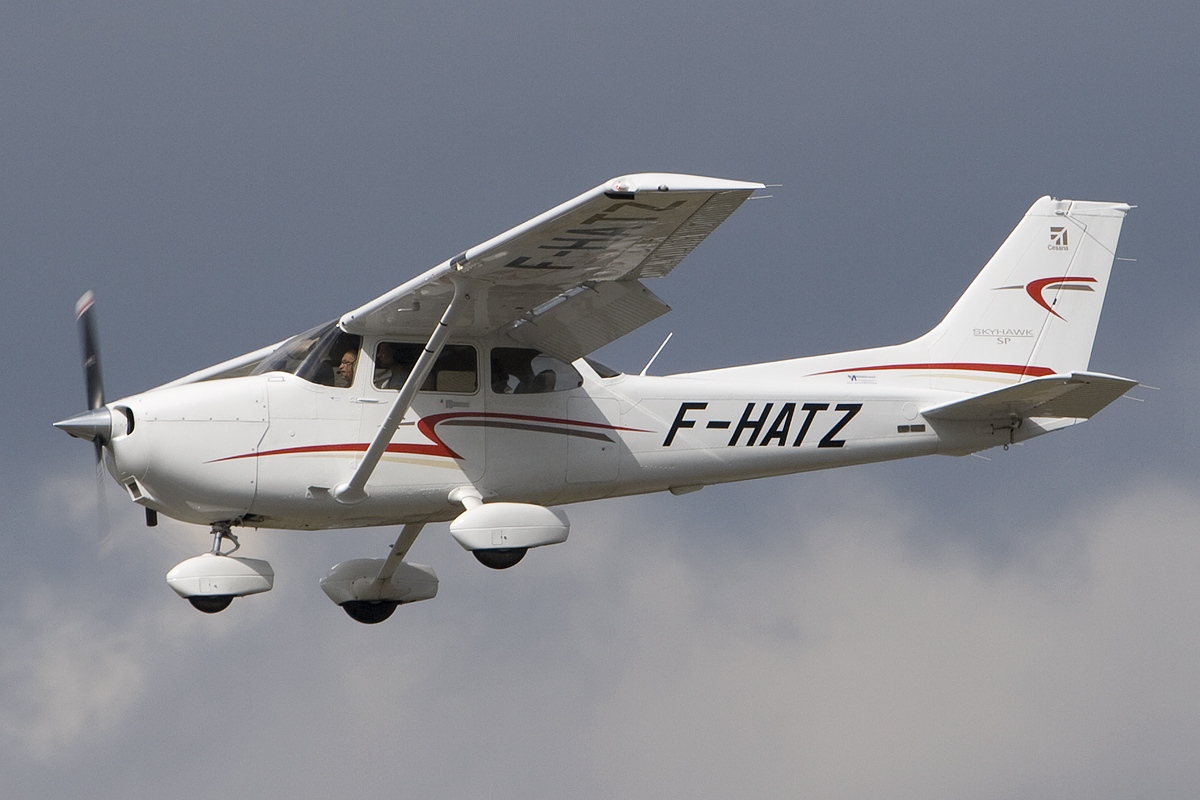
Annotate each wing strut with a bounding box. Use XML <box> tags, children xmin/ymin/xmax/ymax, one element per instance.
<box><xmin>377</xmin><ymin>523</ymin><xmax>425</xmax><ymax>582</ymax></box>
<box><xmin>333</xmin><ymin>281</ymin><xmax>469</xmax><ymax>504</ymax></box>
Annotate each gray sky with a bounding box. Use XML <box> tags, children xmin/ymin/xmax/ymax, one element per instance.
<box><xmin>5</xmin><ymin>1</ymin><xmax>1199</xmax><ymax>797</ymax></box>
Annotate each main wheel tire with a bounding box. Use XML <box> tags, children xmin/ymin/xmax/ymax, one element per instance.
<box><xmin>341</xmin><ymin>600</ymin><xmax>399</xmax><ymax>624</ymax></box>
<box><xmin>188</xmin><ymin>595</ymin><xmax>234</xmax><ymax>613</ymax></box>
<box><xmin>473</xmin><ymin>547</ymin><xmax>527</xmax><ymax>570</ymax></box>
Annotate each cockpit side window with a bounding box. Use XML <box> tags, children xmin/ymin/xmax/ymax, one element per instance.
<box><xmin>296</xmin><ymin>328</ymin><xmax>362</xmax><ymax>387</ymax></box>
<box><xmin>491</xmin><ymin>347</ymin><xmax>583</xmax><ymax>394</ymax></box>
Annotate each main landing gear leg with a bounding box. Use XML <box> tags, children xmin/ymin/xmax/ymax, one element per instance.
<box><xmin>321</xmin><ymin>523</ymin><xmax>439</xmax><ymax>624</ymax></box>
<box><xmin>337</xmin><ymin>523</ymin><xmax>427</xmax><ymax>624</ymax></box>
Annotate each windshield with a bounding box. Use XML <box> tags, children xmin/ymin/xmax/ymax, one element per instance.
<box><xmin>252</xmin><ymin>321</ymin><xmax>362</xmax><ymax>387</ymax></box>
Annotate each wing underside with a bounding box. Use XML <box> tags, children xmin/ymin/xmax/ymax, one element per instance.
<box><xmin>339</xmin><ymin>173</ymin><xmax>763</xmax><ymax>360</ymax></box>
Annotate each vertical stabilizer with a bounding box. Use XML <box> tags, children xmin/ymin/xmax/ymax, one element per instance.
<box><xmin>920</xmin><ymin>197</ymin><xmax>1130</xmax><ymax>388</ymax></box>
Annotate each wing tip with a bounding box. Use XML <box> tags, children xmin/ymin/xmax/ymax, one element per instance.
<box><xmin>75</xmin><ymin>290</ymin><xmax>96</xmax><ymax>320</ymax></box>
<box><xmin>607</xmin><ymin>173</ymin><xmax>765</xmax><ymax>194</ymax></box>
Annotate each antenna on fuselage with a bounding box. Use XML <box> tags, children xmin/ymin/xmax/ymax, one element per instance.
<box><xmin>639</xmin><ymin>332</ymin><xmax>674</xmax><ymax>376</ymax></box>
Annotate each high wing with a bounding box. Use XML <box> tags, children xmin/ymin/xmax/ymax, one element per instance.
<box><xmin>922</xmin><ymin>371</ymin><xmax>1138</xmax><ymax>422</ymax></box>
<box><xmin>339</xmin><ymin>173</ymin><xmax>764</xmax><ymax>361</ymax></box>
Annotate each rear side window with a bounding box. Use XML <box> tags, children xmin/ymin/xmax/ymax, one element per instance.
<box><xmin>491</xmin><ymin>347</ymin><xmax>583</xmax><ymax>394</ymax></box>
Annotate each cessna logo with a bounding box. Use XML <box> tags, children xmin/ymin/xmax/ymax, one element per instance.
<box><xmin>1049</xmin><ymin>226</ymin><xmax>1069</xmax><ymax>250</ymax></box>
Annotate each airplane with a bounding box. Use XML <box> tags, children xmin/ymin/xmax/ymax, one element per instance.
<box><xmin>55</xmin><ymin>173</ymin><xmax>1137</xmax><ymax>623</ymax></box>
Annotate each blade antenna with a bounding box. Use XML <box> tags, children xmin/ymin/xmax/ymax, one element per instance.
<box><xmin>639</xmin><ymin>332</ymin><xmax>673</xmax><ymax>376</ymax></box>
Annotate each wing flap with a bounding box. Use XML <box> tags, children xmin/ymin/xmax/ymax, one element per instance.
<box><xmin>505</xmin><ymin>280</ymin><xmax>670</xmax><ymax>362</ymax></box>
<box><xmin>922</xmin><ymin>372</ymin><xmax>1138</xmax><ymax>422</ymax></box>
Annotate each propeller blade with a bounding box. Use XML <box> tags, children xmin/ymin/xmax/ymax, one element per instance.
<box><xmin>76</xmin><ymin>291</ymin><xmax>105</xmax><ymax>411</ymax></box>
<box><xmin>94</xmin><ymin>441</ymin><xmax>112</xmax><ymax>544</ymax></box>
<box><xmin>62</xmin><ymin>291</ymin><xmax>114</xmax><ymax>544</ymax></box>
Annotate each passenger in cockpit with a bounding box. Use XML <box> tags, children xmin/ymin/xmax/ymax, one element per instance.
<box><xmin>374</xmin><ymin>343</ymin><xmax>413</xmax><ymax>390</ymax></box>
<box><xmin>491</xmin><ymin>348</ymin><xmax>535</xmax><ymax>393</ymax></box>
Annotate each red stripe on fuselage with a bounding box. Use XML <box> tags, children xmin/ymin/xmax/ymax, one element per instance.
<box><xmin>812</xmin><ymin>362</ymin><xmax>1055</xmax><ymax>378</ymax></box>
<box><xmin>207</xmin><ymin>411</ymin><xmax>648</xmax><ymax>464</ymax></box>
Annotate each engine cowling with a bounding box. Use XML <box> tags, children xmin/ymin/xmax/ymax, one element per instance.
<box><xmin>449</xmin><ymin>503</ymin><xmax>569</xmax><ymax>568</ymax></box>
<box><xmin>166</xmin><ymin>553</ymin><xmax>274</xmax><ymax>613</ymax></box>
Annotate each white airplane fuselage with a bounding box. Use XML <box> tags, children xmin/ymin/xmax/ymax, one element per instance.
<box><xmin>102</xmin><ymin>334</ymin><xmax>1050</xmax><ymax>532</ymax></box>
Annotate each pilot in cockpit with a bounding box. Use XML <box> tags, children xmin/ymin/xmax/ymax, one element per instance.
<box><xmin>334</xmin><ymin>349</ymin><xmax>357</xmax><ymax>388</ymax></box>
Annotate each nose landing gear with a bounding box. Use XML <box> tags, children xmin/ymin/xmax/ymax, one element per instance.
<box><xmin>209</xmin><ymin>521</ymin><xmax>239</xmax><ymax>556</ymax></box>
<box><xmin>165</xmin><ymin>521</ymin><xmax>275</xmax><ymax>613</ymax></box>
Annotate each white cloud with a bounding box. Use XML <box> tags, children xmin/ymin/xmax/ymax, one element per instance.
<box><xmin>564</xmin><ymin>480</ymin><xmax>1200</xmax><ymax>800</ymax></box>
<box><xmin>0</xmin><ymin>586</ymin><xmax>216</xmax><ymax>760</ymax></box>
<box><xmin>9</xmin><ymin>467</ymin><xmax>1199</xmax><ymax>799</ymax></box>
<box><xmin>0</xmin><ymin>598</ymin><xmax>143</xmax><ymax>758</ymax></box>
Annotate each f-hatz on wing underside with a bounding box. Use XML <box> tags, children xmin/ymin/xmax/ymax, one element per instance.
<box><xmin>55</xmin><ymin>174</ymin><xmax>1136</xmax><ymax>622</ymax></box>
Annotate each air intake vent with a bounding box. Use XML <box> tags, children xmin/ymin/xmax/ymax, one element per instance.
<box><xmin>115</xmin><ymin>406</ymin><xmax>135</xmax><ymax>435</ymax></box>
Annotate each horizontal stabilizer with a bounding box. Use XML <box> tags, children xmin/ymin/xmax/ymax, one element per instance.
<box><xmin>922</xmin><ymin>372</ymin><xmax>1138</xmax><ymax>422</ymax></box>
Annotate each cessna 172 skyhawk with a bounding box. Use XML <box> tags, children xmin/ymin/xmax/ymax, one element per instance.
<box><xmin>55</xmin><ymin>173</ymin><xmax>1136</xmax><ymax>623</ymax></box>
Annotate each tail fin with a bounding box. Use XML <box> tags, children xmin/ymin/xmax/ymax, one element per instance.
<box><xmin>921</xmin><ymin>197</ymin><xmax>1131</xmax><ymax>387</ymax></box>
